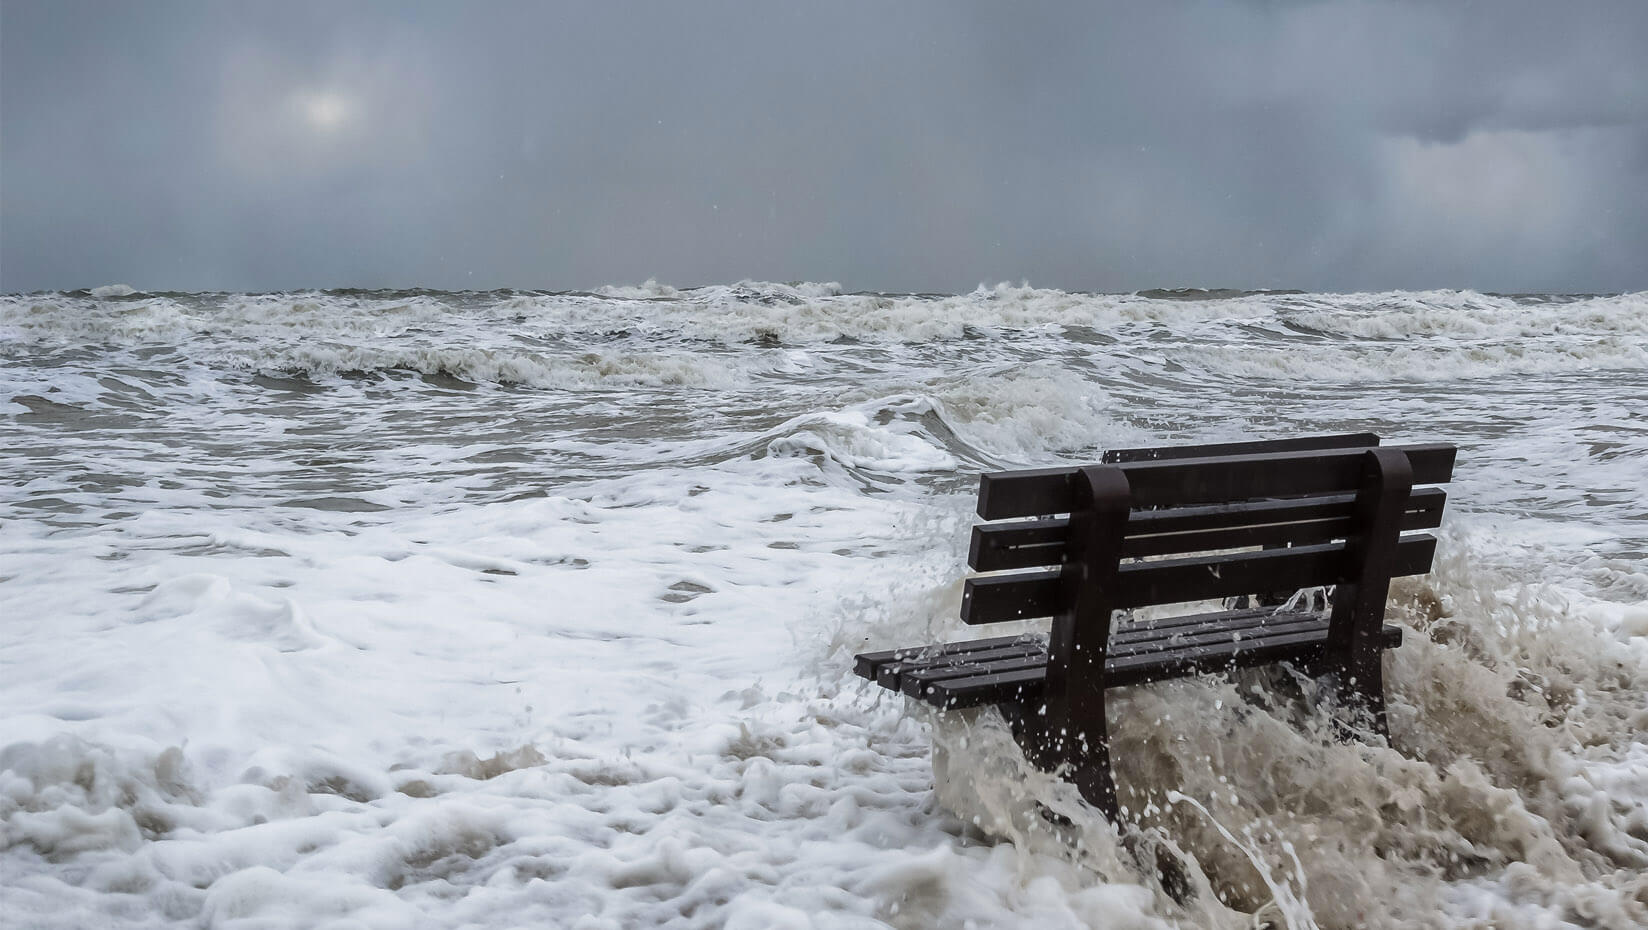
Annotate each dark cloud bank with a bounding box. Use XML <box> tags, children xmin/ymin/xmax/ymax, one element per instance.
<box><xmin>3</xmin><ymin>1</ymin><xmax>1646</xmax><ymax>294</ymax></box>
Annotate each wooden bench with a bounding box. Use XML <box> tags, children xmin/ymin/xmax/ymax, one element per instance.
<box><xmin>854</xmin><ymin>433</ymin><xmax>1456</xmax><ymax>820</ymax></box>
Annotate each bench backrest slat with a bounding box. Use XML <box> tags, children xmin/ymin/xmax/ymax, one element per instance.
<box><xmin>970</xmin><ymin>485</ymin><xmax>1448</xmax><ymax>570</ymax></box>
<box><xmin>1128</xmin><ymin>485</ymin><xmax>1444</xmax><ymax>536</ymax></box>
<box><xmin>961</xmin><ymin>436</ymin><xmax>1455</xmax><ymax>625</ymax></box>
<box><xmin>961</xmin><ymin>533</ymin><xmax>1438</xmax><ymax>624</ymax></box>
<box><xmin>1100</xmin><ymin>432</ymin><xmax>1379</xmax><ymax>463</ymax></box>
<box><xmin>977</xmin><ymin>442</ymin><xmax>1456</xmax><ymax>518</ymax></box>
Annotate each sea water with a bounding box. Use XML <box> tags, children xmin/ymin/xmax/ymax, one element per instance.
<box><xmin>1</xmin><ymin>283</ymin><xmax>1644</xmax><ymax>929</ymax></box>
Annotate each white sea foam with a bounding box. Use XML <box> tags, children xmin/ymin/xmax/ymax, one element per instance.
<box><xmin>227</xmin><ymin>344</ymin><xmax>750</xmax><ymax>389</ymax></box>
<box><xmin>1193</xmin><ymin>335</ymin><xmax>1648</xmax><ymax>382</ymax></box>
<box><xmin>1283</xmin><ymin>290</ymin><xmax>1648</xmax><ymax>340</ymax></box>
<box><xmin>2</xmin><ymin>284</ymin><xmax>1645</xmax><ymax>928</ymax></box>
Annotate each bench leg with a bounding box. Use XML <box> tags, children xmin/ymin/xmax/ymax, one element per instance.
<box><xmin>1325</xmin><ymin>448</ymin><xmax>1410</xmax><ymax>742</ymax></box>
<box><xmin>1066</xmin><ymin>722</ymin><xmax>1121</xmax><ymax>821</ymax></box>
<box><xmin>1040</xmin><ymin>465</ymin><xmax>1130</xmax><ymax>821</ymax></box>
<box><xmin>1001</xmin><ymin>699</ymin><xmax>1121</xmax><ymax>821</ymax></box>
<box><xmin>1331</xmin><ymin>654</ymin><xmax>1390</xmax><ymax>740</ymax></box>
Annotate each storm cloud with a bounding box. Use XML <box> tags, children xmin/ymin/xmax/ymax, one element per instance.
<box><xmin>3</xmin><ymin>1</ymin><xmax>1645</xmax><ymax>293</ymax></box>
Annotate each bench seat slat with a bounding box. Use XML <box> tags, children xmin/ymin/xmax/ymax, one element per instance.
<box><xmin>897</xmin><ymin>614</ymin><xmax>1339</xmax><ymax>695</ymax></box>
<box><xmin>918</xmin><ymin>666</ymin><xmax>1048</xmax><ymax>709</ymax></box>
<box><xmin>977</xmin><ymin>443</ymin><xmax>1456</xmax><ymax>519</ymax></box>
<box><xmin>899</xmin><ymin>652</ymin><xmax>1053</xmax><ymax>697</ymax></box>
<box><xmin>1111</xmin><ymin>606</ymin><xmax>1299</xmax><ymax>643</ymax></box>
<box><xmin>1108</xmin><ymin>611</ymin><xmax>1333</xmax><ymax>656</ymax></box>
<box><xmin>877</xmin><ymin>642</ymin><xmax>1044</xmax><ymax>690</ymax></box>
<box><xmin>1105</xmin><ymin>627</ymin><xmax>1342</xmax><ymax>681</ymax></box>
<box><xmin>853</xmin><ymin>633</ymin><xmax>1037</xmax><ymax>680</ymax></box>
<box><xmin>899</xmin><ymin>623</ymin><xmax>1404</xmax><ymax>708</ymax></box>
<box><xmin>862</xmin><ymin>607</ymin><xmax>1311</xmax><ymax>687</ymax></box>
<box><xmin>961</xmin><ymin>533</ymin><xmax>1437</xmax><ymax>624</ymax></box>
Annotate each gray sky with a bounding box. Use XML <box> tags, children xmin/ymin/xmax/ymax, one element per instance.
<box><xmin>3</xmin><ymin>1</ymin><xmax>1646</xmax><ymax>294</ymax></box>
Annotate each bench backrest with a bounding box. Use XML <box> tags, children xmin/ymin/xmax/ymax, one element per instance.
<box><xmin>961</xmin><ymin>434</ymin><xmax>1456</xmax><ymax>625</ymax></box>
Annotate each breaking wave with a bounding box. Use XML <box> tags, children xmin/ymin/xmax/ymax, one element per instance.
<box><xmin>225</xmin><ymin>344</ymin><xmax>748</xmax><ymax>389</ymax></box>
<box><xmin>922</xmin><ymin>529</ymin><xmax>1648</xmax><ymax>928</ymax></box>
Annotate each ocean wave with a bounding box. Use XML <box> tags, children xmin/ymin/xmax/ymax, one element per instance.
<box><xmin>594</xmin><ymin>279</ymin><xmax>845</xmax><ymax>304</ymax></box>
<box><xmin>222</xmin><ymin>344</ymin><xmax>747</xmax><ymax>389</ymax></box>
<box><xmin>7</xmin><ymin>285</ymin><xmax>1645</xmax><ymax>355</ymax></box>
<box><xmin>763</xmin><ymin>407</ymin><xmax>959</xmax><ymax>474</ymax></box>
<box><xmin>0</xmin><ymin>283</ymin><xmax>1326</xmax><ymax>350</ymax></box>
<box><xmin>653</xmin><ymin>281</ymin><xmax>1282</xmax><ymax>345</ymax></box>
<box><xmin>751</xmin><ymin>367</ymin><xmax>1138</xmax><ymax>477</ymax></box>
<box><xmin>7</xmin><ymin>286</ymin><xmax>1646</xmax><ymax>398</ymax></box>
<box><xmin>0</xmin><ymin>292</ymin><xmax>453</xmax><ymax>347</ymax></box>
<box><xmin>886</xmin><ymin>365</ymin><xmax>1141</xmax><ymax>465</ymax></box>
<box><xmin>1282</xmin><ymin>290</ymin><xmax>1648</xmax><ymax>341</ymax></box>
<box><xmin>1192</xmin><ymin>335</ymin><xmax>1648</xmax><ymax>382</ymax></box>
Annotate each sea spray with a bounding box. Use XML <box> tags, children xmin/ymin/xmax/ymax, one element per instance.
<box><xmin>925</xmin><ymin>528</ymin><xmax>1648</xmax><ymax>927</ymax></box>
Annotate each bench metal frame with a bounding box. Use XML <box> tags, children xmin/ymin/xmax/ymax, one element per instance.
<box><xmin>854</xmin><ymin>433</ymin><xmax>1456</xmax><ymax>819</ymax></box>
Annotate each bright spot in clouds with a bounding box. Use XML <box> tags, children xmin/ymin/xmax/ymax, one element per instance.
<box><xmin>299</xmin><ymin>92</ymin><xmax>352</xmax><ymax>131</ymax></box>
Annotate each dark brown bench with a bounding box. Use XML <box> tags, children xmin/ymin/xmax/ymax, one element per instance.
<box><xmin>854</xmin><ymin>433</ymin><xmax>1455</xmax><ymax>820</ymax></box>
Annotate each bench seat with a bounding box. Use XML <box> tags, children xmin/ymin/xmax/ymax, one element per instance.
<box><xmin>856</xmin><ymin>609</ymin><xmax>1403</xmax><ymax>709</ymax></box>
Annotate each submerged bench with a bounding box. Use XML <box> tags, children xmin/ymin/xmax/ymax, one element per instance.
<box><xmin>854</xmin><ymin>433</ymin><xmax>1456</xmax><ymax>820</ymax></box>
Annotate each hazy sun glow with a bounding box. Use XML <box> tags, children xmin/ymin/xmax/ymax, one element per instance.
<box><xmin>299</xmin><ymin>92</ymin><xmax>352</xmax><ymax>131</ymax></box>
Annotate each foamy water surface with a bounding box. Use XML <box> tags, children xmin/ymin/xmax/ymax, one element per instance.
<box><xmin>2</xmin><ymin>284</ymin><xmax>1645</xmax><ymax>928</ymax></box>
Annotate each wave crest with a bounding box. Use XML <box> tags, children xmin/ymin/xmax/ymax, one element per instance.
<box><xmin>232</xmin><ymin>345</ymin><xmax>744</xmax><ymax>389</ymax></box>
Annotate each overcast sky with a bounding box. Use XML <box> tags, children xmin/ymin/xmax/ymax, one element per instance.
<box><xmin>3</xmin><ymin>1</ymin><xmax>1645</xmax><ymax>294</ymax></box>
